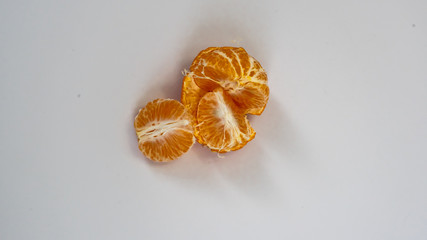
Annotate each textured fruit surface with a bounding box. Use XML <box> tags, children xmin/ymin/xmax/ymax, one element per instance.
<box><xmin>181</xmin><ymin>74</ymin><xmax>207</xmax><ymax>121</ymax></box>
<box><xmin>188</xmin><ymin>47</ymin><xmax>269</xmax><ymax>115</ymax></box>
<box><xmin>195</xmin><ymin>88</ymin><xmax>255</xmax><ymax>153</ymax></box>
<box><xmin>134</xmin><ymin>99</ymin><xmax>194</xmax><ymax>162</ymax></box>
<box><xmin>181</xmin><ymin>74</ymin><xmax>208</xmax><ymax>145</ymax></box>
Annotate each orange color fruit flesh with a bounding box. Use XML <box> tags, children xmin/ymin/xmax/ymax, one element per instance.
<box><xmin>134</xmin><ymin>99</ymin><xmax>194</xmax><ymax>162</ymax></box>
<box><xmin>181</xmin><ymin>74</ymin><xmax>207</xmax><ymax>122</ymax></box>
<box><xmin>181</xmin><ymin>74</ymin><xmax>208</xmax><ymax>145</ymax></box>
<box><xmin>195</xmin><ymin>88</ymin><xmax>256</xmax><ymax>153</ymax></box>
<box><xmin>181</xmin><ymin>47</ymin><xmax>268</xmax><ymax>152</ymax></box>
<box><xmin>188</xmin><ymin>47</ymin><xmax>269</xmax><ymax>115</ymax></box>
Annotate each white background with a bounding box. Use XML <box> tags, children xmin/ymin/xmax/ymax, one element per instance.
<box><xmin>1</xmin><ymin>0</ymin><xmax>427</xmax><ymax>239</ymax></box>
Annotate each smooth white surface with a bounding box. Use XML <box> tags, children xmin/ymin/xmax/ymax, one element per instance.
<box><xmin>1</xmin><ymin>0</ymin><xmax>427</xmax><ymax>239</ymax></box>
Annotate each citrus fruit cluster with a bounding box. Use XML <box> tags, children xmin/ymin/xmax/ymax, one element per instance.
<box><xmin>134</xmin><ymin>47</ymin><xmax>269</xmax><ymax>162</ymax></box>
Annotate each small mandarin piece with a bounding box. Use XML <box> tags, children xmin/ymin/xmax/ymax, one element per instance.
<box><xmin>184</xmin><ymin>47</ymin><xmax>269</xmax><ymax>115</ymax></box>
<box><xmin>195</xmin><ymin>88</ymin><xmax>256</xmax><ymax>153</ymax></box>
<box><xmin>181</xmin><ymin>74</ymin><xmax>208</xmax><ymax>122</ymax></box>
<box><xmin>134</xmin><ymin>99</ymin><xmax>194</xmax><ymax>162</ymax></box>
<box><xmin>181</xmin><ymin>74</ymin><xmax>208</xmax><ymax>145</ymax></box>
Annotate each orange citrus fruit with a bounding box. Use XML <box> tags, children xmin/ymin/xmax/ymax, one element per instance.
<box><xmin>187</xmin><ymin>47</ymin><xmax>269</xmax><ymax>115</ymax></box>
<box><xmin>195</xmin><ymin>88</ymin><xmax>256</xmax><ymax>153</ymax></box>
<box><xmin>181</xmin><ymin>74</ymin><xmax>207</xmax><ymax>121</ymax></box>
<box><xmin>181</xmin><ymin>74</ymin><xmax>208</xmax><ymax>145</ymax></box>
<box><xmin>134</xmin><ymin>99</ymin><xmax>194</xmax><ymax>162</ymax></box>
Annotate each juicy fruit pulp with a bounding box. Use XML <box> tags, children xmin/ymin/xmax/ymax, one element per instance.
<box><xmin>181</xmin><ymin>47</ymin><xmax>269</xmax><ymax>152</ymax></box>
<box><xmin>188</xmin><ymin>47</ymin><xmax>269</xmax><ymax>115</ymax></box>
<box><xmin>195</xmin><ymin>88</ymin><xmax>256</xmax><ymax>153</ymax></box>
<box><xmin>134</xmin><ymin>99</ymin><xmax>194</xmax><ymax>162</ymax></box>
<box><xmin>135</xmin><ymin>46</ymin><xmax>269</xmax><ymax>162</ymax></box>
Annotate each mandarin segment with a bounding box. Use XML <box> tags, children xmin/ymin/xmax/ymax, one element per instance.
<box><xmin>134</xmin><ymin>99</ymin><xmax>194</xmax><ymax>162</ymax></box>
<box><xmin>195</xmin><ymin>88</ymin><xmax>255</xmax><ymax>153</ymax></box>
<box><xmin>180</xmin><ymin>74</ymin><xmax>208</xmax><ymax>145</ymax></box>
<box><xmin>226</xmin><ymin>81</ymin><xmax>269</xmax><ymax>115</ymax></box>
<box><xmin>188</xmin><ymin>47</ymin><xmax>269</xmax><ymax>115</ymax></box>
<box><xmin>181</xmin><ymin>74</ymin><xmax>207</xmax><ymax>120</ymax></box>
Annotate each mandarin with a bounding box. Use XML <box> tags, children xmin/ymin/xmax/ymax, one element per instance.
<box><xmin>195</xmin><ymin>88</ymin><xmax>256</xmax><ymax>153</ymax></box>
<box><xmin>181</xmin><ymin>47</ymin><xmax>268</xmax><ymax>152</ymax></box>
<box><xmin>186</xmin><ymin>47</ymin><xmax>269</xmax><ymax>115</ymax></box>
<box><xmin>134</xmin><ymin>99</ymin><xmax>194</xmax><ymax>162</ymax></box>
